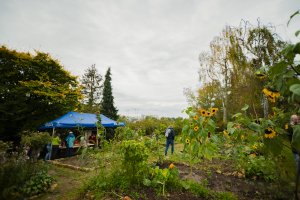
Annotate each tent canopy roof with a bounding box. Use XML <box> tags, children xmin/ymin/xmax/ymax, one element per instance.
<box><xmin>39</xmin><ymin>111</ymin><xmax>124</xmax><ymax>129</ymax></box>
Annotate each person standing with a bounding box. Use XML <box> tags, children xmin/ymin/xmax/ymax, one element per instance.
<box><xmin>44</xmin><ymin>142</ymin><xmax>52</xmax><ymax>161</ymax></box>
<box><xmin>65</xmin><ymin>131</ymin><xmax>75</xmax><ymax>157</ymax></box>
<box><xmin>165</xmin><ymin>125</ymin><xmax>175</xmax><ymax>156</ymax></box>
<box><xmin>51</xmin><ymin>134</ymin><xmax>61</xmax><ymax>159</ymax></box>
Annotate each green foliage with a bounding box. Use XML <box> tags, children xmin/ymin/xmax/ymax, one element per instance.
<box><xmin>21</xmin><ymin>131</ymin><xmax>52</xmax><ymax>161</ymax></box>
<box><xmin>144</xmin><ymin>164</ymin><xmax>180</xmax><ymax>196</ymax></box>
<box><xmin>242</xmin><ymin>155</ymin><xmax>277</xmax><ymax>181</ymax></box>
<box><xmin>100</xmin><ymin>67</ymin><xmax>118</xmax><ymax>120</ymax></box>
<box><xmin>0</xmin><ymin>141</ymin><xmax>53</xmax><ymax>199</ymax></box>
<box><xmin>21</xmin><ymin>132</ymin><xmax>51</xmax><ymax>150</ymax></box>
<box><xmin>0</xmin><ymin>46</ymin><xmax>82</xmax><ymax>139</ymax></box>
<box><xmin>120</xmin><ymin>140</ymin><xmax>149</xmax><ymax>186</ymax></box>
<box><xmin>181</xmin><ymin>180</ymin><xmax>238</xmax><ymax>200</ymax></box>
<box><xmin>21</xmin><ymin>170</ymin><xmax>54</xmax><ymax>197</ymax></box>
<box><xmin>127</xmin><ymin>115</ymin><xmax>183</xmax><ymax>136</ymax></box>
<box><xmin>114</xmin><ymin>127</ymin><xmax>138</xmax><ymax>141</ymax></box>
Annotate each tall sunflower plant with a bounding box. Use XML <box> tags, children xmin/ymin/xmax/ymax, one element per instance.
<box><xmin>224</xmin><ymin>106</ymin><xmax>286</xmax><ymax>157</ymax></box>
<box><xmin>181</xmin><ymin>106</ymin><xmax>219</xmax><ymax>174</ymax></box>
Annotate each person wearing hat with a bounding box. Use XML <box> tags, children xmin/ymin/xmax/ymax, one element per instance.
<box><xmin>65</xmin><ymin>131</ymin><xmax>75</xmax><ymax>157</ymax></box>
<box><xmin>165</xmin><ymin>125</ymin><xmax>175</xmax><ymax>156</ymax></box>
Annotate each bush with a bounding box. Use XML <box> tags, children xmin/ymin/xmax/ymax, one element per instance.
<box><xmin>120</xmin><ymin>140</ymin><xmax>149</xmax><ymax>186</ymax></box>
<box><xmin>0</xmin><ymin>141</ymin><xmax>54</xmax><ymax>199</ymax></box>
<box><xmin>21</xmin><ymin>131</ymin><xmax>52</xmax><ymax>161</ymax></box>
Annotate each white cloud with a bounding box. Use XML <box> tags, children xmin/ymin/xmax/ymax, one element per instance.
<box><xmin>0</xmin><ymin>0</ymin><xmax>298</xmax><ymax>117</ymax></box>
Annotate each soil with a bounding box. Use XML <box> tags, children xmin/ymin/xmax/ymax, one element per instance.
<box><xmin>55</xmin><ymin>155</ymin><xmax>99</xmax><ymax>169</ymax></box>
<box><xmin>40</xmin><ymin>157</ymin><xmax>294</xmax><ymax>200</ymax></box>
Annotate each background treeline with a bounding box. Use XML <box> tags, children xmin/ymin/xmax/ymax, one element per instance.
<box><xmin>185</xmin><ymin>21</ymin><xmax>289</xmax><ymax>127</ymax></box>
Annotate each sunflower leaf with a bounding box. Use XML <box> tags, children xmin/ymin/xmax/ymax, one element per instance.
<box><xmin>290</xmin><ymin>84</ymin><xmax>300</xmax><ymax>96</ymax></box>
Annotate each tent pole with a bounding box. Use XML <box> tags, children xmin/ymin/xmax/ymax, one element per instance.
<box><xmin>96</xmin><ymin>128</ymin><xmax>98</xmax><ymax>148</ymax></box>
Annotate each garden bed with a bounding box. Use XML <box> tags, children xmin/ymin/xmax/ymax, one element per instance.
<box><xmin>50</xmin><ymin>155</ymin><xmax>99</xmax><ymax>171</ymax></box>
<box><xmin>158</xmin><ymin>160</ymin><xmax>292</xmax><ymax>200</ymax></box>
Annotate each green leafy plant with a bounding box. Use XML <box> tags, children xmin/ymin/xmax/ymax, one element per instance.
<box><xmin>21</xmin><ymin>131</ymin><xmax>52</xmax><ymax>161</ymax></box>
<box><xmin>120</xmin><ymin>140</ymin><xmax>149</xmax><ymax>186</ymax></box>
<box><xmin>21</xmin><ymin>170</ymin><xmax>54</xmax><ymax>197</ymax></box>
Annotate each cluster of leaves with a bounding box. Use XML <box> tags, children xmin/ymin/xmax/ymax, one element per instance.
<box><xmin>222</xmin><ymin>106</ymin><xmax>289</xmax><ymax>181</ymax></box>
<box><xmin>256</xmin><ymin>11</ymin><xmax>300</xmax><ymax>111</ymax></box>
<box><xmin>21</xmin><ymin>170</ymin><xmax>54</xmax><ymax>197</ymax></box>
<box><xmin>0</xmin><ymin>141</ymin><xmax>53</xmax><ymax>199</ymax></box>
<box><xmin>124</xmin><ymin>116</ymin><xmax>184</xmax><ymax>136</ymax></box>
<box><xmin>0</xmin><ymin>46</ymin><xmax>82</xmax><ymax>140</ymax></box>
<box><xmin>20</xmin><ymin>131</ymin><xmax>52</xmax><ymax>161</ymax></box>
<box><xmin>120</xmin><ymin>140</ymin><xmax>149</xmax><ymax>186</ymax></box>
<box><xmin>144</xmin><ymin>163</ymin><xmax>180</xmax><ymax>196</ymax></box>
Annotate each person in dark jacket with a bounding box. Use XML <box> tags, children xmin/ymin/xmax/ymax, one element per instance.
<box><xmin>165</xmin><ymin>125</ymin><xmax>175</xmax><ymax>156</ymax></box>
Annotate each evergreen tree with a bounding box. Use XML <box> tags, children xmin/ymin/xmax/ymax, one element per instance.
<box><xmin>80</xmin><ymin>64</ymin><xmax>102</xmax><ymax>113</ymax></box>
<box><xmin>100</xmin><ymin>67</ymin><xmax>118</xmax><ymax>120</ymax></box>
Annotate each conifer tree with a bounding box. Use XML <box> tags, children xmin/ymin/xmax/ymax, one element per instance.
<box><xmin>100</xmin><ymin>67</ymin><xmax>118</xmax><ymax>120</ymax></box>
<box><xmin>80</xmin><ymin>64</ymin><xmax>102</xmax><ymax>113</ymax></box>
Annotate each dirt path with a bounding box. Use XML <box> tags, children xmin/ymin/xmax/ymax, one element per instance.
<box><xmin>40</xmin><ymin>164</ymin><xmax>95</xmax><ymax>200</ymax></box>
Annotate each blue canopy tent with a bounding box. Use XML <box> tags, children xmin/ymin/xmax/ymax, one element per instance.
<box><xmin>39</xmin><ymin>111</ymin><xmax>125</xmax><ymax>144</ymax></box>
<box><xmin>39</xmin><ymin>111</ymin><xmax>124</xmax><ymax>129</ymax></box>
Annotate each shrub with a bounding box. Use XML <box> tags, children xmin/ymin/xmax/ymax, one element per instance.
<box><xmin>120</xmin><ymin>140</ymin><xmax>149</xmax><ymax>186</ymax></box>
<box><xmin>0</xmin><ymin>141</ymin><xmax>54</xmax><ymax>199</ymax></box>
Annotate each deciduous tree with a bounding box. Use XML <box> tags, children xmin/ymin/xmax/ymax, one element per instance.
<box><xmin>0</xmin><ymin>46</ymin><xmax>82</xmax><ymax>140</ymax></box>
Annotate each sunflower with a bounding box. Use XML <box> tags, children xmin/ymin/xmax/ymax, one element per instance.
<box><xmin>169</xmin><ymin>163</ymin><xmax>175</xmax><ymax>169</ymax></box>
<box><xmin>193</xmin><ymin>115</ymin><xmax>199</xmax><ymax>120</ymax></box>
<box><xmin>210</xmin><ymin>108</ymin><xmax>219</xmax><ymax>114</ymax></box>
<box><xmin>262</xmin><ymin>88</ymin><xmax>280</xmax><ymax>103</ymax></box>
<box><xmin>194</xmin><ymin>126</ymin><xmax>199</xmax><ymax>132</ymax></box>
<box><xmin>205</xmin><ymin>112</ymin><xmax>211</xmax><ymax>117</ymax></box>
<box><xmin>199</xmin><ymin>109</ymin><xmax>207</xmax><ymax>117</ymax></box>
<box><xmin>223</xmin><ymin>130</ymin><xmax>229</xmax><ymax>137</ymax></box>
<box><xmin>264</xmin><ymin>127</ymin><xmax>276</xmax><ymax>139</ymax></box>
<box><xmin>185</xmin><ymin>139</ymin><xmax>190</xmax><ymax>144</ymax></box>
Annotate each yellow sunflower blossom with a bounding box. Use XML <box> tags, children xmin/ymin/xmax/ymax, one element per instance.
<box><xmin>205</xmin><ymin>112</ymin><xmax>212</xmax><ymax>117</ymax></box>
<box><xmin>185</xmin><ymin>139</ymin><xmax>190</xmax><ymax>144</ymax></box>
<box><xmin>193</xmin><ymin>115</ymin><xmax>199</xmax><ymax>120</ymax></box>
<box><xmin>194</xmin><ymin>126</ymin><xmax>199</xmax><ymax>132</ymax></box>
<box><xmin>210</xmin><ymin>107</ymin><xmax>219</xmax><ymax>114</ymax></box>
<box><xmin>264</xmin><ymin>127</ymin><xmax>276</xmax><ymax>139</ymax></box>
<box><xmin>262</xmin><ymin>88</ymin><xmax>280</xmax><ymax>103</ymax></box>
<box><xmin>169</xmin><ymin>163</ymin><xmax>175</xmax><ymax>169</ymax></box>
<box><xmin>199</xmin><ymin>109</ymin><xmax>207</xmax><ymax>117</ymax></box>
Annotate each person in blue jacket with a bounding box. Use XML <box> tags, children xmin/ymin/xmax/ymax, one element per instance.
<box><xmin>65</xmin><ymin>131</ymin><xmax>75</xmax><ymax>157</ymax></box>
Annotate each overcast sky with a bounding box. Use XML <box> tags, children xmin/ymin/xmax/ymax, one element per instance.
<box><xmin>0</xmin><ymin>0</ymin><xmax>299</xmax><ymax>118</ymax></box>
